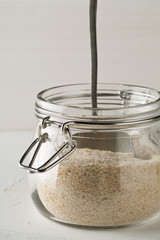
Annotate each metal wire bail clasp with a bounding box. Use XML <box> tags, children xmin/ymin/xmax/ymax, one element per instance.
<box><xmin>19</xmin><ymin>117</ymin><xmax>77</xmax><ymax>173</ymax></box>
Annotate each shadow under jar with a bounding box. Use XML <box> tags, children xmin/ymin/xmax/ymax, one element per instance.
<box><xmin>21</xmin><ymin>83</ymin><xmax>160</xmax><ymax>228</ymax></box>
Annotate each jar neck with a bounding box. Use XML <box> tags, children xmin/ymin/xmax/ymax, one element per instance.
<box><xmin>35</xmin><ymin>83</ymin><xmax>160</xmax><ymax>128</ymax></box>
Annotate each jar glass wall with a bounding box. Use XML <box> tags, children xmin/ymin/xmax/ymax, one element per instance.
<box><xmin>27</xmin><ymin>83</ymin><xmax>160</xmax><ymax>227</ymax></box>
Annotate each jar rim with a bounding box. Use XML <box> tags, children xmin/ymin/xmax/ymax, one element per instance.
<box><xmin>35</xmin><ymin>83</ymin><xmax>160</xmax><ymax>125</ymax></box>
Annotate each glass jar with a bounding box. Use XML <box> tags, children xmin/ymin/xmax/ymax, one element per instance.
<box><xmin>20</xmin><ymin>83</ymin><xmax>160</xmax><ymax>228</ymax></box>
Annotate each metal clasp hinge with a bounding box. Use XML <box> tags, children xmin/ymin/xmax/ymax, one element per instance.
<box><xmin>19</xmin><ymin>117</ymin><xmax>77</xmax><ymax>173</ymax></box>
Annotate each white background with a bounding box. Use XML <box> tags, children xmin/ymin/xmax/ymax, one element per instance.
<box><xmin>1</xmin><ymin>0</ymin><xmax>160</xmax><ymax>130</ymax></box>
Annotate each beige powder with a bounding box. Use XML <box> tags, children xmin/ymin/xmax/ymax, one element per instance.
<box><xmin>36</xmin><ymin>149</ymin><xmax>160</xmax><ymax>226</ymax></box>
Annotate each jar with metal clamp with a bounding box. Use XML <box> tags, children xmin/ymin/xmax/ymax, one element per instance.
<box><xmin>20</xmin><ymin>83</ymin><xmax>160</xmax><ymax>228</ymax></box>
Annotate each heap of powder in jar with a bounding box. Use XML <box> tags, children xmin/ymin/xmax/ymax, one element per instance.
<box><xmin>36</xmin><ymin>149</ymin><xmax>160</xmax><ymax>226</ymax></box>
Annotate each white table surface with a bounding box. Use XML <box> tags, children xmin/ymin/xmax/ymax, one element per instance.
<box><xmin>0</xmin><ymin>131</ymin><xmax>160</xmax><ymax>240</ymax></box>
